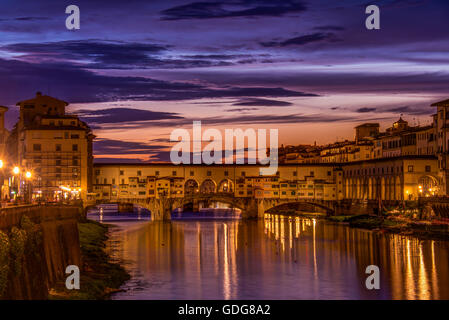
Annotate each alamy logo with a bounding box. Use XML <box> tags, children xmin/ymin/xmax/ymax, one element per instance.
<box><xmin>365</xmin><ymin>5</ymin><xmax>380</xmax><ymax>30</ymax></box>
<box><xmin>66</xmin><ymin>5</ymin><xmax>80</xmax><ymax>30</ymax></box>
<box><xmin>65</xmin><ymin>265</ymin><xmax>80</xmax><ymax>290</ymax></box>
<box><xmin>170</xmin><ymin>121</ymin><xmax>278</xmax><ymax>175</ymax></box>
<box><xmin>365</xmin><ymin>265</ymin><xmax>380</xmax><ymax>290</ymax></box>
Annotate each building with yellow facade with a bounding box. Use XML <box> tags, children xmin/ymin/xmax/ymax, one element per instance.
<box><xmin>92</xmin><ymin>163</ymin><xmax>343</xmax><ymax>204</ymax></box>
<box><xmin>13</xmin><ymin>92</ymin><xmax>94</xmax><ymax>201</ymax></box>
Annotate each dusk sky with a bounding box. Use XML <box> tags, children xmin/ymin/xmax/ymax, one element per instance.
<box><xmin>1</xmin><ymin>0</ymin><xmax>448</xmax><ymax>162</ymax></box>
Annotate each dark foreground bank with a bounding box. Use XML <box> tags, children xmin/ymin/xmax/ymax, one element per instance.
<box><xmin>49</xmin><ymin>220</ymin><xmax>130</xmax><ymax>300</ymax></box>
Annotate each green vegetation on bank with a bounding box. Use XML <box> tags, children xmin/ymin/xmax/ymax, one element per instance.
<box><xmin>0</xmin><ymin>216</ymin><xmax>43</xmax><ymax>299</ymax></box>
<box><xmin>49</xmin><ymin>220</ymin><xmax>130</xmax><ymax>300</ymax></box>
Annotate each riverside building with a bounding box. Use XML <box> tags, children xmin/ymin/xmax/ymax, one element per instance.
<box><xmin>13</xmin><ymin>92</ymin><xmax>94</xmax><ymax>201</ymax></box>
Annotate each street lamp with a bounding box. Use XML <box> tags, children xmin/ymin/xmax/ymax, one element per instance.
<box><xmin>25</xmin><ymin>171</ymin><xmax>32</xmax><ymax>203</ymax></box>
<box><xmin>11</xmin><ymin>166</ymin><xmax>20</xmax><ymax>202</ymax></box>
<box><xmin>0</xmin><ymin>159</ymin><xmax>3</xmax><ymax>169</ymax></box>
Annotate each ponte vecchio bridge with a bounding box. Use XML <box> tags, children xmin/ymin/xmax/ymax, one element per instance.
<box><xmin>87</xmin><ymin>156</ymin><xmax>439</xmax><ymax>220</ymax></box>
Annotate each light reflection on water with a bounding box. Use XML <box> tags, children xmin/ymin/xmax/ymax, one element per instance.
<box><xmin>98</xmin><ymin>213</ymin><xmax>449</xmax><ymax>300</ymax></box>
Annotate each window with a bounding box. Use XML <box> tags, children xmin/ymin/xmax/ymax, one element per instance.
<box><xmin>104</xmin><ymin>178</ymin><xmax>107</xmax><ymax>184</ymax></box>
<box><xmin>95</xmin><ymin>169</ymin><xmax>100</xmax><ymax>175</ymax></box>
<box><xmin>241</xmin><ymin>171</ymin><xmax>246</xmax><ymax>177</ymax></box>
<box><xmin>408</xmin><ymin>165</ymin><xmax>414</xmax><ymax>172</ymax></box>
<box><xmin>112</xmin><ymin>178</ymin><xmax>116</xmax><ymax>185</ymax></box>
<box><xmin>224</xmin><ymin>170</ymin><xmax>229</xmax><ymax>176</ymax></box>
<box><xmin>293</xmin><ymin>171</ymin><xmax>297</xmax><ymax>176</ymax></box>
<box><xmin>310</xmin><ymin>171</ymin><xmax>314</xmax><ymax>177</ymax></box>
<box><xmin>73</xmin><ymin>157</ymin><xmax>78</xmax><ymax>165</ymax></box>
<box><xmin>33</xmin><ymin>144</ymin><xmax>41</xmax><ymax>151</ymax></box>
<box><xmin>72</xmin><ymin>144</ymin><xmax>78</xmax><ymax>151</ymax></box>
<box><xmin>64</xmin><ymin>132</ymin><xmax>69</xmax><ymax>139</ymax></box>
<box><xmin>425</xmin><ymin>165</ymin><xmax>431</xmax><ymax>173</ymax></box>
<box><xmin>190</xmin><ymin>171</ymin><xmax>194</xmax><ymax>176</ymax></box>
<box><xmin>120</xmin><ymin>170</ymin><xmax>124</xmax><ymax>175</ymax></box>
<box><xmin>155</xmin><ymin>171</ymin><xmax>159</xmax><ymax>176</ymax></box>
<box><xmin>207</xmin><ymin>170</ymin><xmax>212</xmax><ymax>176</ymax></box>
<box><xmin>327</xmin><ymin>171</ymin><xmax>332</xmax><ymax>176</ymax></box>
<box><xmin>55</xmin><ymin>144</ymin><xmax>61</xmax><ymax>151</ymax></box>
<box><xmin>71</xmin><ymin>134</ymin><xmax>79</xmax><ymax>139</ymax></box>
<box><xmin>137</xmin><ymin>170</ymin><xmax>142</xmax><ymax>176</ymax></box>
<box><xmin>172</xmin><ymin>171</ymin><xmax>177</xmax><ymax>176</ymax></box>
<box><xmin>56</xmin><ymin>159</ymin><xmax>61</xmax><ymax>166</ymax></box>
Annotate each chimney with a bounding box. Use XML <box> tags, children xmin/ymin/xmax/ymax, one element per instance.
<box><xmin>36</xmin><ymin>91</ymin><xmax>42</xmax><ymax>97</ymax></box>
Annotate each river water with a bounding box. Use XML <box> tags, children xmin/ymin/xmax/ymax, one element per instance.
<box><xmin>89</xmin><ymin>210</ymin><xmax>449</xmax><ymax>300</ymax></box>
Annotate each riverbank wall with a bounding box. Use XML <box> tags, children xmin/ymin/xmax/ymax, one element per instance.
<box><xmin>0</xmin><ymin>205</ymin><xmax>82</xmax><ymax>299</ymax></box>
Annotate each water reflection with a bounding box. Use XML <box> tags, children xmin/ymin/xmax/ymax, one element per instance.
<box><xmin>107</xmin><ymin>214</ymin><xmax>449</xmax><ymax>300</ymax></box>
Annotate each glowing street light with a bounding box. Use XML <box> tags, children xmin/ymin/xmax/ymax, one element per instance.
<box><xmin>13</xmin><ymin>166</ymin><xmax>20</xmax><ymax>175</ymax></box>
<box><xmin>0</xmin><ymin>159</ymin><xmax>3</xmax><ymax>168</ymax></box>
<box><xmin>25</xmin><ymin>171</ymin><xmax>32</xmax><ymax>179</ymax></box>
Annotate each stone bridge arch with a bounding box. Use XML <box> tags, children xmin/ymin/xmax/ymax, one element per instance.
<box><xmin>262</xmin><ymin>199</ymin><xmax>335</xmax><ymax>216</ymax></box>
<box><xmin>181</xmin><ymin>193</ymin><xmax>247</xmax><ymax>212</ymax></box>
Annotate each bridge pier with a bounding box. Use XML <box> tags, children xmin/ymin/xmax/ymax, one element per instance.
<box><xmin>193</xmin><ymin>199</ymin><xmax>199</xmax><ymax>212</ymax></box>
<box><xmin>146</xmin><ymin>198</ymin><xmax>172</xmax><ymax>221</ymax></box>
<box><xmin>257</xmin><ymin>199</ymin><xmax>266</xmax><ymax>219</ymax></box>
<box><xmin>240</xmin><ymin>199</ymin><xmax>265</xmax><ymax>219</ymax></box>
